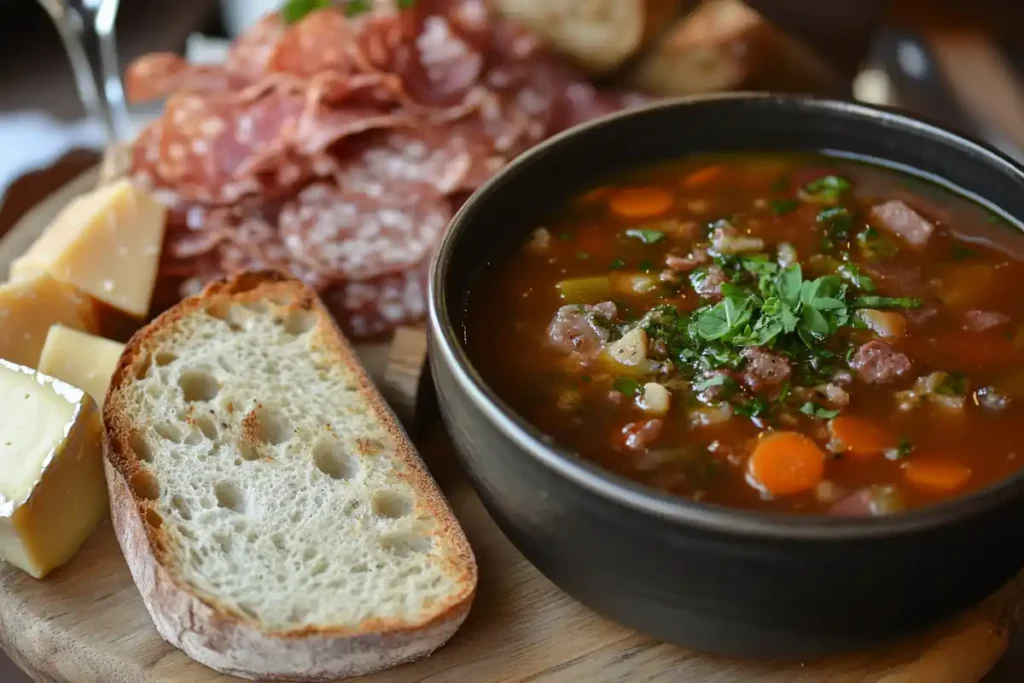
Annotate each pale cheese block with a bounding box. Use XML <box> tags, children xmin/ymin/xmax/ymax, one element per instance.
<box><xmin>0</xmin><ymin>359</ymin><xmax>108</xmax><ymax>579</ymax></box>
<box><xmin>0</xmin><ymin>275</ymin><xmax>98</xmax><ymax>368</ymax></box>
<box><xmin>11</xmin><ymin>178</ymin><xmax>167</xmax><ymax>318</ymax></box>
<box><xmin>38</xmin><ymin>325</ymin><xmax>124</xmax><ymax>409</ymax></box>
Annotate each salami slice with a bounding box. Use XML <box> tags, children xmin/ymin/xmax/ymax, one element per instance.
<box><xmin>278</xmin><ymin>179</ymin><xmax>450</xmax><ymax>281</ymax></box>
<box><xmin>125</xmin><ymin>53</ymin><xmax>248</xmax><ymax>104</ymax></box>
<box><xmin>267</xmin><ymin>9</ymin><xmax>355</xmax><ymax>78</ymax></box>
<box><xmin>320</xmin><ymin>256</ymin><xmax>432</xmax><ymax>340</ymax></box>
<box><xmin>226</xmin><ymin>12</ymin><xmax>287</xmax><ymax>80</ymax></box>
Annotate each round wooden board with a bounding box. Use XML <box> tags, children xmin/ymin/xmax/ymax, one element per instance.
<box><xmin>1</xmin><ymin>170</ymin><xmax>1023</xmax><ymax>683</ymax></box>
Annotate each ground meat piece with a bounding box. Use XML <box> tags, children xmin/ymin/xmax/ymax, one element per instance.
<box><xmin>666</xmin><ymin>247</ymin><xmax>709</xmax><ymax>272</ymax></box>
<box><xmin>821</xmin><ymin>383</ymin><xmax>850</xmax><ymax>407</ymax></box>
<box><xmin>691</xmin><ymin>265</ymin><xmax>727</xmax><ymax>300</ymax></box>
<box><xmin>739</xmin><ymin>348</ymin><xmax>792</xmax><ymax>391</ymax></box>
<box><xmin>964</xmin><ymin>310</ymin><xmax>1011</xmax><ymax>332</ymax></box>
<box><xmin>849</xmin><ymin>341</ymin><xmax>912</xmax><ymax>384</ymax></box>
<box><xmin>621</xmin><ymin>419</ymin><xmax>664</xmax><ymax>451</ymax></box>
<box><xmin>547</xmin><ymin>301</ymin><xmax>617</xmax><ymax>355</ymax></box>
<box><xmin>905</xmin><ymin>303</ymin><xmax>939</xmax><ymax>327</ymax></box>
<box><xmin>870</xmin><ymin>199</ymin><xmax>934</xmax><ymax>248</ymax></box>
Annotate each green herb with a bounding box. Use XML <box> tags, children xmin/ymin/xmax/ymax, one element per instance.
<box><xmin>803</xmin><ymin>175</ymin><xmax>850</xmax><ymax>202</ymax></box>
<box><xmin>817</xmin><ymin>206</ymin><xmax>853</xmax><ymax>252</ymax></box>
<box><xmin>837</xmin><ymin>262</ymin><xmax>876</xmax><ymax>292</ymax></box>
<box><xmin>282</xmin><ymin>0</ymin><xmax>332</xmax><ymax>23</ymax></box>
<box><xmin>639</xmin><ymin>258</ymin><xmax>654</xmax><ymax>272</ymax></box>
<box><xmin>936</xmin><ymin>372</ymin><xmax>968</xmax><ymax>396</ymax></box>
<box><xmin>693</xmin><ymin>374</ymin><xmax>736</xmax><ymax>393</ymax></box>
<box><xmin>857</xmin><ymin>226</ymin><xmax>898</xmax><ymax>259</ymax></box>
<box><xmin>851</xmin><ymin>295</ymin><xmax>922</xmax><ymax>309</ymax></box>
<box><xmin>799</xmin><ymin>401</ymin><xmax>840</xmax><ymax>419</ymax></box>
<box><xmin>951</xmin><ymin>246</ymin><xmax>977</xmax><ymax>261</ymax></box>
<box><xmin>395</xmin><ymin>0</ymin><xmax>416</xmax><ymax>8</ymax></box>
<box><xmin>987</xmin><ymin>212</ymin><xmax>1008</xmax><ymax>225</ymax></box>
<box><xmin>768</xmin><ymin>199</ymin><xmax>799</xmax><ymax>216</ymax></box>
<box><xmin>610</xmin><ymin>259</ymin><xmax>626</xmax><ymax>270</ymax></box>
<box><xmin>625</xmin><ymin>227</ymin><xmax>666</xmax><ymax>244</ymax></box>
<box><xmin>576</xmin><ymin>252</ymin><xmax>591</xmax><ymax>260</ymax></box>
<box><xmin>844</xmin><ymin>345</ymin><xmax>856</xmax><ymax>363</ymax></box>
<box><xmin>581</xmin><ymin>375</ymin><xmax>592</xmax><ymax>383</ymax></box>
<box><xmin>558</xmin><ymin>232</ymin><xmax>573</xmax><ymax>241</ymax></box>
<box><xmin>886</xmin><ymin>437</ymin><xmax>914</xmax><ymax>461</ymax></box>
<box><xmin>343</xmin><ymin>0</ymin><xmax>373</xmax><ymax>17</ymax></box>
<box><xmin>735</xmin><ymin>397</ymin><xmax>770</xmax><ymax>418</ymax></box>
<box><xmin>612</xmin><ymin>377</ymin><xmax>641</xmax><ymax>396</ymax></box>
<box><xmin>770</xmin><ymin>175</ymin><xmax>790</xmax><ymax>192</ymax></box>
<box><xmin>776</xmin><ymin>380</ymin><xmax>791</xmax><ymax>404</ymax></box>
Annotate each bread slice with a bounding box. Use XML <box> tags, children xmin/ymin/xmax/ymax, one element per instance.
<box><xmin>102</xmin><ymin>271</ymin><xmax>476</xmax><ymax>681</ymax></box>
<box><xmin>491</xmin><ymin>0</ymin><xmax>685</xmax><ymax>73</ymax></box>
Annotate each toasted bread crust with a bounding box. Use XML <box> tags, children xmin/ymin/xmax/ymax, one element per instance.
<box><xmin>103</xmin><ymin>270</ymin><xmax>476</xmax><ymax>680</ymax></box>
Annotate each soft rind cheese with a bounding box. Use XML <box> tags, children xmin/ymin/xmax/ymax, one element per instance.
<box><xmin>0</xmin><ymin>275</ymin><xmax>98</xmax><ymax>368</ymax></box>
<box><xmin>0</xmin><ymin>359</ymin><xmax>108</xmax><ymax>579</ymax></box>
<box><xmin>11</xmin><ymin>178</ymin><xmax>166</xmax><ymax>318</ymax></box>
<box><xmin>38</xmin><ymin>325</ymin><xmax>124</xmax><ymax>409</ymax></box>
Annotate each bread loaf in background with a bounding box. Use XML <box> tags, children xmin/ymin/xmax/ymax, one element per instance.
<box><xmin>488</xmin><ymin>0</ymin><xmax>688</xmax><ymax>73</ymax></box>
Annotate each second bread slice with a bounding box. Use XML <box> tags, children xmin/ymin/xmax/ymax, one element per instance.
<box><xmin>103</xmin><ymin>271</ymin><xmax>476</xmax><ymax>681</ymax></box>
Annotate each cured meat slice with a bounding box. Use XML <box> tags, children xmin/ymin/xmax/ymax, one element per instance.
<box><xmin>320</xmin><ymin>256</ymin><xmax>432</xmax><ymax>339</ymax></box>
<box><xmin>226</xmin><ymin>12</ymin><xmax>287</xmax><ymax>79</ymax></box>
<box><xmin>267</xmin><ymin>9</ymin><xmax>355</xmax><ymax>78</ymax></box>
<box><xmin>279</xmin><ymin>180</ymin><xmax>450</xmax><ymax>281</ymax></box>
<box><xmin>124</xmin><ymin>53</ymin><xmax>248</xmax><ymax>104</ymax></box>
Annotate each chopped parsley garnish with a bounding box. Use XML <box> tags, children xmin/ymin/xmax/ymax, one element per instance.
<box><xmin>892</xmin><ymin>437</ymin><xmax>914</xmax><ymax>460</ymax></box>
<box><xmin>693</xmin><ymin>374</ymin><xmax>736</xmax><ymax>393</ymax></box>
<box><xmin>342</xmin><ymin>0</ymin><xmax>373</xmax><ymax>17</ymax></box>
<box><xmin>852</xmin><ymin>295</ymin><xmax>922</xmax><ymax>309</ymax></box>
<box><xmin>735</xmin><ymin>397</ymin><xmax>770</xmax><ymax>418</ymax></box>
<box><xmin>557</xmin><ymin>232</ymin><xmax>573</xmax><ymax>241</ymax></box>
<box><xmin>817</xmin><ymin>206</ymin><xmax>853</xmax><ymax>251</ymax></box>
<box><xmin>768</xmin><ymin>199</ymin><xmax>799</xmax><ymax>216</ymax></box>
<box><xmin>987</xmin><ymin>212</ymin><xmax>1008</xmax><ymax>225</ymax></box>
<box><xmin>581</xmin><ymin>375</ymin><xmax>592</xmax><ymax>383</ymax></box>
<box><xmin>837</xmin><ymin>262</ymin><xmax>876</xmax><ymax>292</ymax></box>
<box><xmin>936</xmin><ymin>372</ymin><xmax>968</xmax><ymax>396</ymax></box>
<box><xmin>639</xmin><ymin>258</ymin><xmax>655</xmax><ymax>272</ymax></box>
<box><xmin>396</xmin><ymin>0</ymin><xmax>416</xmax><ymax>8</ymax></box>
<box><xmin>803</xmin><ymin>175</ymin><xmax>850</xmax><ymax>202</ymax></box>
<box><xmin>576</xmin><ymin>252</ymin><xmax>591</xmax><ymax>260</ymax></box>
<box><xmin>612</xmin><ymin>377</ymin><xmax>641</xmax><ymax>396</ymax></box>
<box><xmin>770</xmin><ymin>175</ymin><xmax>790</xmax><ymax>192</ymax></box>
<box><xmin>625</xmin><ymin>227</ymin><xmax>667</xmax><ymax>244</ymax></box>
<box><xmin>282</xmin><ymin>0</ymin><xmax>333</xmax><ymax>23</ymax></box>
<box><xmin>776</xmin><ymin>380</ymin><xmax>791</xmax><ymax>403</ymax></box>
<box><xmin>857</xmin><ymin>226</ymin><xmax>898</xmax><ymax>258</ymax></box>
<box><xmin>951</xmin><ymin>246</ymin><xmax>977</xmax><ymax>261</ymax></box>
<box><xmin>610</xmin><ymin>259</ymin><xmax>627</xmax><ymax>270</ymax></box>
<box><xmin>799</xmin><ymin>401</ymin><xmax>840</xmax><ymax>419</ymax></box>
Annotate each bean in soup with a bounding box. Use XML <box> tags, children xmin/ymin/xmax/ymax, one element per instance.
<box><xmin>463</xmin><ymin>153</ymin><xmax>1024</xmax><ymax>516</ymax></box>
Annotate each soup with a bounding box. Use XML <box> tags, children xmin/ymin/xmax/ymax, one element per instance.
<box><xmin>464</xmin><ymin>153</ymin><xmax>1024</xmax><ymax>515</ymax></box>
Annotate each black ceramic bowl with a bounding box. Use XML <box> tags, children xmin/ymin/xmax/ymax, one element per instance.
<box><xmin>426</xmin><ymin>93</ymin><xmax>1024</xmax><ymax>658</ymax></box>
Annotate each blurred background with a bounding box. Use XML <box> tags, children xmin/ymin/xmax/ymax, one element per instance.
<box><xmin>0</xmin><ymin>0</ymin><xmax>1022</xmax><ymax>680</ymax></box>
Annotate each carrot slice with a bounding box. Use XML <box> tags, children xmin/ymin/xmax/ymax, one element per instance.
<box><xmin>748</xmin><ymin>431</ymin><xmax>826</xmax><ymax>496</ymax></box>
<box><xmin>607</xmin><ymin>187</ymin><xmax>674</xmax><ymax>219</ymax></box>
<box><xmin>681</xmin><ymin>165</ymin><xmax>726</xmax><ymax>190</ymax></box>
<box><xmin>904</xmin><ymin>458</ymin><xmax>972</xmax><ymax>493</ymax></box>
<box><xmin>828</xmin><ymin>416</ymin><xmax>897</xmax><ymax>459</ymax></box>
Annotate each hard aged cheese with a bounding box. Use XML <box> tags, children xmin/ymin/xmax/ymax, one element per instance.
<box><xmin>0</xmin><ymin>359</ymin><xmax>108</xmax><ymax>579</ymax></box>
<box><xmin>38</xmin><ymin>325</ymin><xmax>124</xmax><ymax>409</ymax></box>
<box><xmin>0</xmin><ymin>275</ymin><xmax>98</xmax><ymax>368</ymax></box>
<box><xmin>10</xmin><ymin>178</ymin><xmax>167</xmax><ymax>318</ymax></box>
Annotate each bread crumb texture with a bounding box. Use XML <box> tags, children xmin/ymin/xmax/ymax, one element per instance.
<box><xmin>114</xmin><ymin>291</ymin><xmax>460</xmax><ymax>633</ymax></box>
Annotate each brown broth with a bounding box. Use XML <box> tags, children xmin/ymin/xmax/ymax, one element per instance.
<box><xmin>464</xmin><ymin>153</ymin><xmax>1024</xmax><ymax>515</ymax></box>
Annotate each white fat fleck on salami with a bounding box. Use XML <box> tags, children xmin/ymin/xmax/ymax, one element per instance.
<box><xmin>279</xmin><ymin>180</ymin><xmax>450</xmax><ymax>281</ymax></box>
<box><xmin>321</xmin><ymin>257</ymin><xmax>431</xmax><ymax>339</ymax></box>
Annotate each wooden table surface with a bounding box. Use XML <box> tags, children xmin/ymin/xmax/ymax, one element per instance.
<box><xmin>0</xmin><ymin>2</ymin><xmax>1022</xmax><ymax>681</ymax></box>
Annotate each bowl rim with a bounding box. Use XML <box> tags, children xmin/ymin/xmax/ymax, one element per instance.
<box><xmin>428</xmin><ymin>91</ymin><xmax>1024</xmax><ymax>540</ymax></box>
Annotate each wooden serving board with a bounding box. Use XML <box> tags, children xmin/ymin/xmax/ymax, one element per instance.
<box><xmin>1</xmin><ymin>170</ymin><xmax>1023</xmax><ymax>683</ymax></box>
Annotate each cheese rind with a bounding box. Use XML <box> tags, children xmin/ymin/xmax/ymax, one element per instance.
<box><xmin>0</xmin><ymin>359</ymin><xmax>108</xmax><ymax>579</ymax></box>
<box><xmin>38</xmin><ymin>325</ymin><xmax>124</xmax><ymax>408</ymax></box>
<box><xmin>0</xmin><ymin>275</ymin><xmax>98</xmax><ymax>368</ymax></box>
<box><xmin>12</xmin><ymin>178</ymin><xmax>166</xmax><ymax>318</ymax></box>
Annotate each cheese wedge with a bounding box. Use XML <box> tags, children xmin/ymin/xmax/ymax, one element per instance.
<box><xmin>11</xmin><ymin>178</ymin><xmax>167</xmax><ymax>318</ymax></box>
<box><xmin>0</xmin><ymin>275</ymin><xmax>98</xmax><ymax>368</ymax></box>
<box><xmin>38</xmin><ymin>325</ymin><xmax>124</xmax><ymax>409</ymax></box>
<box><xmin>0</xmin><ymin>359</ymin><xmax>108</xmax><ymax>579</ymax></box>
